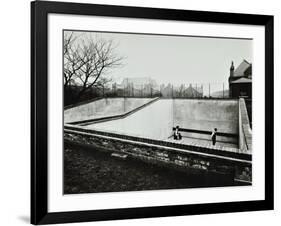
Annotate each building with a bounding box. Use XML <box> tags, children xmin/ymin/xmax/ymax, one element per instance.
<box><xmin>228</xmin><ymin>60</ymin><xmax>252</xmax><ymax>98</ymax></box>
<box><xmin>183</xmin><ymin>84</ymin><xmax>203</xmax><ymax>98</ymax></box>
<box><xmin>122</xmin><ymin>77</ymin><xmax>157</xmax><ymax>89</ymax></box>
<box><xmin>121</xmin><ymin>77</ymin><xmax>158</xmax><ymax>97</ymax></box>
<box><xmin>160</xmin><ymin>83</ymin><xmax>203</xmax><ymax>98</ymax></box>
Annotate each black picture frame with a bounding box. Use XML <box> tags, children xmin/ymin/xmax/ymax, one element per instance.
<box><xmin>31</xmin><ymin>0</ymin><xmax>274</xmax><ymax>224</ymax></box>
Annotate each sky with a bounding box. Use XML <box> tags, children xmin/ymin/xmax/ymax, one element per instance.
<box><xmin>65</xmin><ymin>30</ymin><xmax>252</xmax><ymax>90</ymax></box>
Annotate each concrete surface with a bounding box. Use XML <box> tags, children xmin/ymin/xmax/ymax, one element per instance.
<box><xmin>165</xmin><ymin>135</ymin><xmax>238</xmax><ymax>149</ymax></box>
<box><xmin>85</xmin><ymin>99</ymin><xmax>174</xmax><ymax>140</ymax></box>
<box><xmin>64</xmin><ymin>98</ymin><xmax>154</xmax><ymax>123</ymax></box>
<box><xmin>173</xmin><ymin>99</ymin><xmax>239</xmax><ymax>134</ymax></box>
<box><xmin>84</xmin><ymin>99</ymin><xmax>239</xmax><ymax>145</ymax></box>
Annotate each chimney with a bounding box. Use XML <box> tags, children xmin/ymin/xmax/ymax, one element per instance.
<box><xmin>230</xmin><ymin>61</ymin><xmax>234</xmax><ymax>77</ymax></box>
<box><xmin>229</xmin><ymin>61</ymin><xmax>235</xmax><ymax>98</ymax></box>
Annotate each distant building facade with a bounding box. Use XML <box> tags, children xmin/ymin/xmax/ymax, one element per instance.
<box><xmin>111</xmin><ymin>77</ymin><xmax>204</xmax><ymax>98</ymax></box>
<box><xmin>116</xmin><ymin>77</ymin><xmax>159</xmax><ymax>97</ymax></box>
<box><xmin>160</xmin><ymin>83</ymin><xmax>203</xmax><ymax>98</ymax></box>
<box><xmin>228</xmin><ymin>60</ymin><xmax>252</xmax><ymax>98</ymax></box>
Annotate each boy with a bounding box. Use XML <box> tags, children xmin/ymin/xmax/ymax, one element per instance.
<box><xmin>173</xmin><ymin>126</ymin><xmax>182</xmax><ymax>140</ymax></box>
<box><xmin>211</xmin><ymin>128</ymin><xmax>217</xmax><ymax>145</ymax></box>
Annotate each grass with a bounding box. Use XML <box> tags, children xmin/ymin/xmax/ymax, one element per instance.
<box><xmin>64</xmin><ymin>141</ymin><xmax>237</xmax><ymax>194</ymax></box>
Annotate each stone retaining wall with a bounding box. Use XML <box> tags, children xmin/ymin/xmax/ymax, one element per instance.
<box><xmin>64</xmin><ymin>130</ymin><xmax>252</xmax><ymax>183</ymax></box>
<box><xmin>65</xmin><ymin>125</ymin><xmax>251</xmax><ymax>161</ymax></box>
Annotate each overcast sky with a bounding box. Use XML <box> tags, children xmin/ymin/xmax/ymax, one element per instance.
<box><xmin>66</xmin><ymin>30</ymin><xmax>252</xmax><ymax>88</ymax></box>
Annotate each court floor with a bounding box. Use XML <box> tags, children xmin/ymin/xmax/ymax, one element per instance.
<box><xmin>166</xmin><ymin>135</ymin><xmax>238</xmax><ymax>149</ymax></box>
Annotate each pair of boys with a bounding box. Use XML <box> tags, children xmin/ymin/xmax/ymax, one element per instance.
<box><xmin>174</xmin><ymin>126</ymin><xmax>218</xmax><ymax>146</ymax></box>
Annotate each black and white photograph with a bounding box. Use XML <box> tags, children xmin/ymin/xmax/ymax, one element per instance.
<box><xmin>0</xmin><ymin>0</ymin><xmax>277</xmax><ymax>225</ymax></box>
<box><xmin>63</xmin><ymin>30</ymin><xmax>253</xmax><ymax>194</ymax></box>
<box><xmin>28</xmin><ymin>1</ymin><xmax>274</xmax><ymax>224</ymax></box>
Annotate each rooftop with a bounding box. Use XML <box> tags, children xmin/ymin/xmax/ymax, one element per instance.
<box><xmin>233</xmin><ymin>60</ymin><xmax>252</xmax><ymax>78</ymax></box>
<box><xmin>230</xmin><ymin>77</ymin><xmax>252</xmax><ymax>84</ymax></box>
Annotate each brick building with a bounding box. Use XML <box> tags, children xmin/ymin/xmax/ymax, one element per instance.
<box><xmin>228</xmin><ymin>60</ymin><xmax>252</xmax><ymax>98</ymax></box>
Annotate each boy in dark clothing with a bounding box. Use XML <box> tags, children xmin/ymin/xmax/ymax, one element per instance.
<box><xmin>211</xmin><ymin>128</ymin><xmax>217</xmax><ymax>145</ymax></box>
<box><xmin>173</xmin><ymin>126</ymin><xmax>182</xmax><ymax>140</ymax></box>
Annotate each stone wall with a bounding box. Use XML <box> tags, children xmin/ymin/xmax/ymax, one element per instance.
<box><xmin>65</xmin><ymin>125</ymin><xmax>250</xmax><ymax>161</ymax></box>
<box><xmin>64</xmin><ymin>129</ymin><xmax>252</xmax><ymax>183</ymax></box>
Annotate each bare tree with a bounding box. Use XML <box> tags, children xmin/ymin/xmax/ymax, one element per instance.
<box><xmin>63</xmin><ymin>32</ymin><xmax>83</xmax><ymax>89</ymax></box>
<box><xmin>95</xmin><ymin>76</ymin><xmax>113</xmax><ymax>97</ymax></box>
<box><xmin>63</xmin><ymin>32</ymin><xmax>123</xmax><ymax>100</ymax></box>
<box><xmin>75</xmin><ymin>38</ymin><xmax>123</xmax><ymax>98</ymax></box>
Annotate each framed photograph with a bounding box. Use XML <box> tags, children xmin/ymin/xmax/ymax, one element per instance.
<box><xmin>31</xmin><ymin>1</ymin><xmax>274</xmax><ymax>224</ymax></box>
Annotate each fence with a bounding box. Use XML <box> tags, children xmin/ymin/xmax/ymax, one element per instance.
<box><xmin>97</xmin><ymin>83</ymin><xmax>229</xmax><ymax>99</ymax></box>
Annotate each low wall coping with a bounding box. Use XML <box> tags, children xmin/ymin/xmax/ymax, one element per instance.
<box><xmin>64</xmin><ymin>124</ymin><xmax>252</xmax><ymax>162</ymax></box>
<box><xmin>239</xmin><ymin>98</ymin><xmax>252</xmax><ymax>151</ymax></box>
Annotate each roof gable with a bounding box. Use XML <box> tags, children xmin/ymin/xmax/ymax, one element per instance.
<box><xmin>234</xmin><ymin>60</ymin><xmax>251</xmax><ymax>77</ymax></box>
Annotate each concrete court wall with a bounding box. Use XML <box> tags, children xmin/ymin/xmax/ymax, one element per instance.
<box><xmin>64</xmin><ymin>98</ymin><xmax>153</xmax><ymax>123</ymax></box>
<box><xmin>85</xmin><ymin>99</ymin><xmax>174</xmax><ymax>140</ymax></box>
<box><xmin>173</xmin><ymin>99</ymin><xmax>239</xmax><ymax>134</ymax></box>
<box><xmin>239</xmin><ymin>98</ymin><xmax>252</xmax><ymax>152</ymax></box>
<box><xmin>85</xmin><ymin>99</ymin><xmax>239</xmax><ymax>142</ymax></box>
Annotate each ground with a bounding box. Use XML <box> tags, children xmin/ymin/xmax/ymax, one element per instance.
<box><xmin>64</xmin><ymin>142</ymin><xmax>238</xmax><ymax>194</ymax></box>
